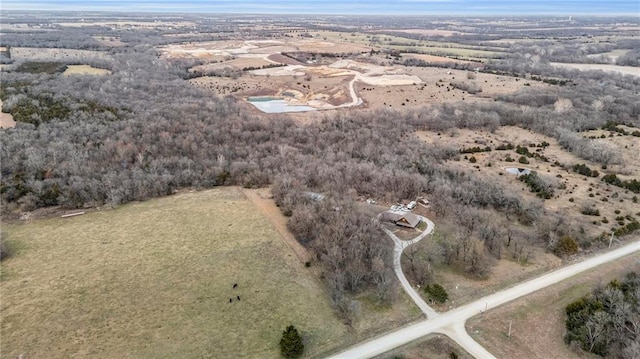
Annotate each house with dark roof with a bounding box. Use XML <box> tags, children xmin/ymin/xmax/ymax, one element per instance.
<box><xmin>380</xmin><ymin>211</ymin><xmax>421</xmax><ymax>229</ymax></box>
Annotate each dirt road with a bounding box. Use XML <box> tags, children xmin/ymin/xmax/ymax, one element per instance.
<box><xmin>327</xmin><ymin>239</ymin><xmax>640</xmax><ymax>358</ymax></box>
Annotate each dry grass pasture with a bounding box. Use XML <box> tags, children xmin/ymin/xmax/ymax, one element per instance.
<box><xmin>430</xmin><ymin>248</ymin><xmax>562</xmax><ymax>310</ymax></box>
<box><xmin>0</xmin><ymin>187</ymin><xmax>350</xmax><ymax>359</ymax></box>
<box><xmin>196</xmin><ymin>56</ymin><xmax>272</xmax><ymax>71</ymax></box>
<box><xmin>466</xmin><ymin>250</ymin><xmax>640</xmax><ymax>359</ymax></box>
<box><xmin>245</xmin><ymin>194</ymin><xmax>425</xmax><ymax>356</ymax></box>
<box><xmin>550</xmin><ymin>62</ymin><xmax>640</xmax><ymax>77</ymax></box>
<box><xmin>309</xmin><ymin>30</ymin><xmax>502</xmax><ymax>60</ymax></box>
<box><xmin>357</xmin><ymin>67</ymin><xmax>548</xmax><ymax>109</ymax></box>
<box><xmin>416</xmin><ymin>126</ymin><xmax>640</xmax><ymax>241</ymax></box>
<box><xmin>92</xmin><ymin>36</ymin><xmax>126</xmax><ymax>47</ymax></box>
<box><xmin>382</xmin><ymin>29</ymin><xmax>464</xmax><ymax>37</ymax></box>
<box><xmin>403</xmin><ymin>53</ymin><xmax>479</xmax><ymax>64</ymax></box>
<box><xmin>56</xmin><ymin>21</ymin><xmax>196</xmax><ymax>29</ymax></box>
<box><xmin>62</xmin><ymin>65</ymin><xmax>112</xmax><ymax>76</ymax></box>
<box><xmin>586</xmin><ymin>49</ymin><xmax>630</xmax><ymax>62</ymax></box>
<box><xmin>10</xmin><ymin>47</ymin><xmax>109</xmax><ymax>62</ymax></box>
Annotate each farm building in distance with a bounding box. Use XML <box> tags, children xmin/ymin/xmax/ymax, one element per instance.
<box><xmin>380</xmin><ymin>211</ymin><xmax>421</xmax><ymax>229</ymax></box>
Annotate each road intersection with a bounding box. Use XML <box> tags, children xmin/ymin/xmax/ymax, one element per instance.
<box><xmin>328</xmin><ymin>215</ymin><xmax>640</xmax><ymax>359</ymax></box>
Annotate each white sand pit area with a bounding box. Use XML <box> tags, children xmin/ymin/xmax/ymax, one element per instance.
<box><xmin>246</xmin><ymin>59</ymin><xmax>422</xmax><ymax>112</ymax></box>
<box><xmin>358</xmin><ymin>74</ymin><xmax>422</xmax><ymax>86</ymax></box>
<box><xmin>160</xmin><ymin>42</ymin><xmax>258</xmax><ymax>58</ymax></box>
<box><xmin>329</xmin><ymin>60</ymin><xmax>423</xmax><ymax>86</ymax></box>
<box><xmin>163</xmin><ymin>40</ymin><xmax>423</xmax><ymax>113</ymax></box>
<box><xmin>250</xmin><ymin>65</ymin><xmax>306</xmax><ymax>76</ymax></box>
<box><xmin>161</xmin><ymin>40</ymin><xmax>293</xmax><ymax>59</ymax></box>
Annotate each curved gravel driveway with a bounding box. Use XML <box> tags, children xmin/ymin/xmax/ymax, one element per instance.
<box><xmin>381</xmin><ymin>215</ymin><xmax>438</xmax><ymax>318</ymax></box>
<box><xmin>327</xmin><ymin>216</ymin><xmax>640</xmax><ymax>359</ymax></box>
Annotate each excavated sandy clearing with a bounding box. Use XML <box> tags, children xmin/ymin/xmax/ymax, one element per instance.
<box><xmin>0</xmin><ymin>99</ymin><xmax>16</xmax><ymax>129</ymax></box>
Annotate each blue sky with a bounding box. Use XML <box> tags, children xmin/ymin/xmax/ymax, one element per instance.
<box><xmin>2</xmin><ymin>0</ymin><xmax>639</xmax><ymax>15</ymax></box>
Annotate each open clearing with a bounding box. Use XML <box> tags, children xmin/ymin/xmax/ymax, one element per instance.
<box><xmin>416</xmin><ymin>126</ymin><xmax>640</xmax><ymax>240</ymax></box>
<box><xmin>310</xmin><ymin>30</ymin><xmax>502</xmax><ymax>60</ymax></box>
<box><xmin>9</xmin><ymin>47</ymin><xmax>109</xmax><ymax>62</ymax></box>
<box><xmin>0</xmin><ymin>99</ymin><xmax>17</xmax><ymax>128</ymax></box>
<box><xmin>168</xmin><ymin>39</ymin><xmax>425</xmax><ymax>112</ymax></box>
<box><xmin>382</xmin><ymin>29</ymin><xmax>464</xmax><ymax>37</ymax></box>
<box><xmin>429</xmin><ymin>247</ymin><xmax>562</xmax><ymax>310</ymax></box>
<box><xmin>180</xmin><ymin>37</ymin><xmax>541</xmax><ymax>113</ymax></box>
<box><xmin>550</xmin><ymin>62</ymin><xmax>640</xmax><ymax>77</ymax></box>
<box><xmin>62</xmin><ymin>65</ymin><xmax>111</xmax><ymax>76</ymax></box>
<box><xmin>403</xmin><ymin>53</ymin><xmax>479</xmax><ymax>64</ymax></box>
<box><xmin>0</xmin><ymin>187</ymin><xmax>348</xmax><ymax>359</ymax></box>
<box><xmin>92</xmin><ymin>36</ymin><xmax>126</xmax><ymax>47</ymax></box>
<box><xmin>357</xmin><ymin>67</ymin><xmax>547</xmax><ymax>110</ymax></box>
<box><xmin>160</xmin><ymin>39</ymin><xmax>370</xmax><ymax>60</ymax></box>
<box><xmin>586</xmin><ymin>49</ymin><xmax>630</xmax><ymax>62</ymax></box>
<box><xmin>467</xmin><ymin>249</ymin><xmax>640</xmax><ymax>359</ymax></box>
<box><xmin>56</xmin><ymin>21</ymin><xmax>196</xmax><ymax>29</ymax></box>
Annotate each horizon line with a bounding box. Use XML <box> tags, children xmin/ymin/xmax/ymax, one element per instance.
<box><xmin>2</xmin><ymin>9</ymin><xmax>639</xmax><ymax>17</ymax></box>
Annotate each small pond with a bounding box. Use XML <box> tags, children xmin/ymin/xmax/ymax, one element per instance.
<box><xmin>248</xmin><ymin>96</ymin><xmax>282</xmax><ymax>102</ymax></box>
<box><xmin>504</xmin><ymin>167</ymin><xmax>531</xmax><ymax>176</ymax></box>
<box><xmin>248</xmin><ymin>98</ymin><xmax>317</xmax><ymax>113</ymax></box>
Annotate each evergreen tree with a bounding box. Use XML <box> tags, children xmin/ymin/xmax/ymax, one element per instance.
<box><xmin>424</xmin><ymin>283</ymin><xmax>449</xmax><ymax>304</ymax></box>
<box><xmin>554</xmin><ymin>235</ymin><xmax>579</xmax><ymax>257</ymax></box>
<box><xmin>280</xmin><ymin>325</ymin><xmax>304</xmax><ymax>359</ymax></box>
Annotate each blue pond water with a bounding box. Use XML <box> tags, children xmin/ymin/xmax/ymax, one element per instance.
<box><xmin>248</xmin><ymin>98</ymin><xmax>317</xmax><ymax>113</ymax></box>
<box><xmin>247</xmin><ymin>96</ymin><xmax>282</xmax><ymax>102</ymax></box>
<box><xmin>504</xmin><ymin>167</ymin><xmax>531</xmax><ymax>176</ymax></box>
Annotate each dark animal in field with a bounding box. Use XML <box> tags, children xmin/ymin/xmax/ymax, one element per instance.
<box><xmin>237</xmin><ymin>295</ymin><xmax>241</xmax><ymax>301</ymax></box>
<box><xmin>229</xmin><ymin>298</ymin><xmax>233</xmax><ymax>303</ymax></box>
<box><xmin>233</xmin><ymin>283</ymin><xmax>238</xmax><ymax>289</ymax></box>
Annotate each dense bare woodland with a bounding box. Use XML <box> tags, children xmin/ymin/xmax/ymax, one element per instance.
<box><xmin>1</xmin><ymin>14</ymin><xmax>639</xmax><ymax>329</ymax></box>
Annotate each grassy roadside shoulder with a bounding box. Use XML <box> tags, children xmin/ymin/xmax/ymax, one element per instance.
<box><xmin>466</xmin><ymin>246</ymin><xmax>640</xmax><ymax>359</ymax></box>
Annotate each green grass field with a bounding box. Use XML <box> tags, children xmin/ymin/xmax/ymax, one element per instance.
<box><xmin>1</xmin><ymin>188</ymin><xmax>348</xmax><ymax>358</ymax></box>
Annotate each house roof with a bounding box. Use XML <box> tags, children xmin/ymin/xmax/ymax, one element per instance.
<box><xmin>381</xmin><ymin>211</ymin><xmax>421</xmax><ymax>228</ymax></box>
<box><xmin>398</xmin><ymin>212</ymin><xmax>420</xmax><ymax>228</ymax></box>
<box><xmin>380</xmin><ymin>210</ymin><xmax>405</xmax><ymax>222</ymax></box>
